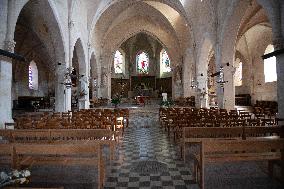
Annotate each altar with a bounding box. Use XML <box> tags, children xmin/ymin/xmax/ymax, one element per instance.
<box><xmin>135</xmin><ymin>96</ymin><xmax>150</xmax><ymax>105</ymax></box>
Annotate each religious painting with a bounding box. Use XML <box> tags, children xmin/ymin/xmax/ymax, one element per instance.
<box><xmin>136</xmin><ymin>51</ymin><xmax>149</xmax><ymax>74</ymax></box>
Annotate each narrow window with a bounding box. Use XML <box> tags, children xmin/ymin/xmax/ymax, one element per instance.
<box><xmin>264</xmin><ymin>45</ymin><xmax>277</xmax><ymax>82</ymax></box>
<box><xmin>114</xmin><ymin>50</ymin><xmax>124</xmax><ymax>74</ymax></box>
<box><xmin>28</xmin><ymin>60</ymin><xmax>38</xmax><ymax>90</ymax></box>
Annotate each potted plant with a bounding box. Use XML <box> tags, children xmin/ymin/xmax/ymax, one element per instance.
<box><xmin>111</xmin><ymin>94</ymin><xmax>121</xmax><ymax>108</ymax></box>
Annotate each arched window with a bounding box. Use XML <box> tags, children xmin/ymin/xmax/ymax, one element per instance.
<box><xmin>264</xmin><ymin>45</ymin><xmax>277</xmax><ymax>83</ymax></box>
<box><xmin>28</xmin><ymin>60</ymin><xmax>38</xmax><ymax>90</ymax></box>
<box><xmin>114</xmin><ymin>50</ymin><xmax>124</xmax><ymax>74</ymax></box>
<box><xmin>234</xmin><ymin>58</ymin><xmax>242</xmax><ymax>86</ymax></box>
<box><xmin>160</xmin><ymin>49</ymin><xmax>171</xmax><ymax>73</ymax></box>
<box><xmin>136</xmin><ymin>51</ymin><xmax>149</xmax><ymax>74</ymax></box>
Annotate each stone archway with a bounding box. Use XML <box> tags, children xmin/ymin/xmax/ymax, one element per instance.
<box><xmin>0</xmin><ymin>0</ymin><xmax>67</xmax><ymax>128</ymax></box>
<box><xmin>72</xmin><ymin>38</ymin><xmax>88</xmax><ymax>110</ymax></box>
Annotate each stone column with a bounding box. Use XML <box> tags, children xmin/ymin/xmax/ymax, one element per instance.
<box><xmin>54</xmin><ymin>64</ymin><xmax>68</xmax><ymax>112</ymax></box>
<box><xmin>215</xmin><ymin>45</ymin><xmax>224</xmax><ymax>108</ymax></box>
<box><xmin>274</xmin><ymin>37</ymin><xmax>284</xmax><ymax>119</ymax></box>
<box><xmin>99</xmin><ymin>67</ymin><xmax>110</xmax><ymax>99</ymax></box>
<box><xmin>78</xmin><ymin>75</ymin><xmax>89</xmax><ymax>109</ymax></box>
<box><xmin>223</xmin><ymin>65</ymin><xmax>235</xmax><ymax>110</ymax></box>
<box><xmin>0</xmin><ymin>0</ymin><xmax>16</xmax><ymax>128</ymax></box>
<box><xmin>197</xmin><ymin>75</ymin><xmax>208</xmax><ymax>108</ymax></box>
<box><xmin>0</xmin><ymin>41</ymin><xmax>15</xmax><ymax>128</ymax></box>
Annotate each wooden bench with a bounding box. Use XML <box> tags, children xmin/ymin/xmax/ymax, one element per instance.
<box><xmin>50</xmin><ymin>129</ymin><xmax>116</xmax><ymax>160</ymax></box>
<box><xmin>182</xmin><ymin>126</ymin><xmax>284</xmax><ymax>160</ymax></box>
<box><xmin>13</xmin><ymin>142</ymin><xmax>105</xmax><ymax>189</ymax></box>
<box><xmin>0</xmin><ymin>143</ymin><xmax>16</xmax><ymax>168</ymax></box>
<box><xmin>1</xmin><ymin>129</ymin><xmax>117</xmax><ymax>161</ymax></box>
<box><xmin>193</xmin><ymin>139</ymin><xmax>284</xmax><ymax>189</ymax></box>
<box><xmin>182</xmin><ymin>127</ymin><xmax>243</xmax><ymax>161</ymax></box>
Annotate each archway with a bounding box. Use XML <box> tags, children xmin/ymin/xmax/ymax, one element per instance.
<box><xmin>71</xmin><ymin>38</ymin><xmax>88</xmax><ymax>110</ymax></box>
<box><xmin>11</xmin><ymin>0</ymin><xmax>66</xmax><ymax>117</ymax></box>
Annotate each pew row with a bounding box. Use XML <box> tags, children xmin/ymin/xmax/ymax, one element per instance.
<box><xmin>182</xmin><ymin>126</ymin><xmax>284</xmax><ymax>162</ymax></box>
<box><xmin>0</xmin><ymin>142</ymin><xmax>105</xmax><ymax>189</ymax></box>
<box><xmin>0</xmin><ymin>129</ymin><xmax>117</xmax><ymax>161</ymax></box>
<box><xmin>193</xmin><ymin>139</ymin><xmax>284</xmax><ymax>189</ymax></box>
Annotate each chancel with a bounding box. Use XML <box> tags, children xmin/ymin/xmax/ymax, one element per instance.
<box><xmin>0</xmin><ymin>0</ymin><xmax>283</xmax><ymax>188</ymax></box>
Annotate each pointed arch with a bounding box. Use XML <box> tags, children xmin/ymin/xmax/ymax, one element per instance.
<box><xmin>73</xmin><ymin>38</ymin><xmax>87</xmax><ymax>76</ymax></box>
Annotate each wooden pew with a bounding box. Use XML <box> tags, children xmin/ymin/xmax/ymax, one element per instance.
<box><xmin>50</xmin><ymin>129</ymin><xmax>117</xmax><ymax>160</ymax></box>
<box><xmin>193</xmin><ymin>139</ymin><xmax>284</xmax><ymax>189</ymax></box>
<box><xmin>182</xmin><ymin>126</ymin><xmax>284</xmax><ymax>161</ymax></box>
<box><xmin>182</xmin><ymin>127</ymin><xmax>243</xmax><ymax>161</ymax></box>
<box><xmin>10</xmin><ymin>129</ymin><xmax>51</xmax><ymax>143</ymax></box>
<box><xmin>3</xmin><ymin>129</ymin><xmax>117</xmax><ymax>161</ymax></box>
<box><xmin>0</xmin><ymin>129</ymin><xmax>12</xmax><ymax>141</ymax></box>
<box><xmin>13</xmin><ymin>142</ymin><xmax>105</xmax><ymax>189</ymax></box>
<box><xmin>0</xmin><ymin>143</ymin><xmax>16</xmax><ymax>168</ymax></box>
<box><xmin>244</xmin><ymin>126</ymin><xmax>284</xmax><ymax>139</ymax></box>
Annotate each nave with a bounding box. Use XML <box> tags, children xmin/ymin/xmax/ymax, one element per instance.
<box><xmin>0</xmin><ymin>105</ymin><xmax>283</xmax><ymax>189</ymax></box>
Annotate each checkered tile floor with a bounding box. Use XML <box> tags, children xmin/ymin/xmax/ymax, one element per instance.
<box><xmin>104</xmin><ymin>107</ymin><xmax>283</xmax><ymax>189</ymax></box>
<box><xmin>104</xmin><ymin>108</ymin><xmax>195</xmax><ymax>189</ymax></box>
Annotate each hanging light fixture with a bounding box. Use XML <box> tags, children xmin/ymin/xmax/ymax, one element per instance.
<box><xmin>61</xmin><ymin>67</ymin><xmax>74</xmax><ymax>89</ymax></box>
<box><xmin>216</xmin><ymin>66</ymin><xmax>228</xmax><ymax>88</ymax></box>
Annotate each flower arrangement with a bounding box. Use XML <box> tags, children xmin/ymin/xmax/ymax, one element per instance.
<box><xmin>0</xmin><ymin>169</ymin><xmax>31</xmax><ymax>187</ymax></box>
<box><xmin>160</xmin><ymin>99</ymin><xmax>174</xmax><ymax>107</ymax></box>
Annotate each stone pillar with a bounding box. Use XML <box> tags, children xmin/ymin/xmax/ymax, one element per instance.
<box><xmin>0</xmin><ymin>41</ymin><xmax>15</xmax><ymax>128</ymax></box>
<box><xmin>274</xmin><ymin>37</ymin><xmax>284</xmax><ymax>119</ymax></box>
<box><xmin>99</xmin><ymin>67</ymin><xmax>110</xmax><ymax>99</ymax></box>
<box><xmin>54</xmin><ymin>65</ymin><xmax>69</xmax><ymax>112</ymax></box>
<box><xmin>197</xmin><ymin>75</ymin><xmax>208</xmax><ymax>108</ymax></box>
<box><xmin>78</xmin><ymin>75</ymin><xmax>89</xmax><ymax>109</ymax></box>
<box><xmin>215</xmin><ymin>45</ymin><xmax>224</xmax><ymax>108</ymax></box>
<box><xmin>223</xmin><ymin>65</ymin><xmax>235</xmax><ymax>110</ymax></box>
<box><xmin>0</xmin><ymin>0</ymin><xmax>17</xmax><ymax>128</ymax></box>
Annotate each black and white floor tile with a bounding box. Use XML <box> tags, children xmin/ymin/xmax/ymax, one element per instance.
<box><xmin>104</xmin><ymin>106</ymin><xmax>283</xmax><ymax>189</ymax></box>
<box><xmin>104</xmin><ymin>107</ymin><xmax>195</xmax><ymax>189</ymax></box>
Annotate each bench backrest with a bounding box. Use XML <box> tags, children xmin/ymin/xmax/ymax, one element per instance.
<box><xmin>14</xmin><ymin>142</ymin><xmax>100</xmax><ymax>156</ymax></box>
<box><xmin>244</xmin><ymin>126</ymin><xmax>284</xmax><ymax>139</ymax></box>
<box><xmin>50</xmin><ymin>129</ymin><xmax>115</xmax><ymax>141</ymax></box>
<box><xmin>202</xmin><ymin>138</ymin><xmax>284</xmax><ymax>153</ymax></box>
<box><xmin>11</xmin><ymin>129</ymin><xmax>51</xmax><ymax>142</ymax></box>
<box><xmin>183</xmin><ymin>127</ymin><xmax>243</xmax><ymax>139</ymax></box>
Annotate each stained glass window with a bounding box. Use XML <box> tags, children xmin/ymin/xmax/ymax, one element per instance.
<box><xmin>234</xmin><ymin>58</ymin><xmax>242</xmax><ymax>86</ymax></box>
<box><xmin>161</xmin><ymin>49</ymin><xmax>171</xmax><ymax>73</ymax></box>
<box><xmin>28</xmin><ymin>60</ymin><xmax>38</xmax><ymax>90</ymax></box>
<box><xmin>114</xmin><ymin>50</ymin><xmax>123</xmax><ymax>74</ymax></box>
<box><xmin>136</xmin><ymin>51</ymin><xmax>149</xmax><ymax>74</ymax></box>
<box><xmin>264</xmin><ymin>45</ymin><xmax>277</xmax><ymax>82</ymax></box>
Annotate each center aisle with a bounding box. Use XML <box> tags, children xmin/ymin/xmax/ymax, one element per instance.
<box><xmin>104</xmin><ymin>106</ymin><xmax>194</xmax><ymax>189</ymax></box>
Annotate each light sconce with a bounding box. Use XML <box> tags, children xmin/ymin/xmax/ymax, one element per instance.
<box><xmin>61</xmin><ymin>67</ymin><xmax>74</xmax><ymax>89</ymax></box>
<box><xmin>216</xmin><ymin>66</ymin><xmax>228</xmax><ymax>88</ymax></box>
<box><xmin>190</xmin><ymin>79</ymin><xmax>198</xmax><ymax>89</ymax></box>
